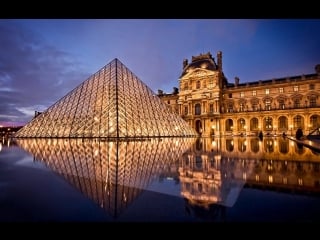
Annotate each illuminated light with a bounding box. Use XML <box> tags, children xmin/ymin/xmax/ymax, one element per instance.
<box><xmin>211</xmin><ymin>125</ymin><xmax>215</xmax><ymax>129</ymax></box>
<box><xmin>166</xmin><ymin>177</ymin><xmax>173</xmax><ymax>180</ymax></box>
<box><xmin>94</xmin><ymin>149</ymin><xmax>99</xmax><ymax>156</ymax></box>
<box><xmin>123</xmin><ymin>193</ymin><xmax>127</xmax><ymax>202</ymax></box>
<box><xmin>211</xmin><ymin>140</ymin><xmax>216</xmax><ymax>147</ymax></box>
<box><xmin>94</xmin><ymin>116</ymin><xmax>99</xmax><ymax>122</ymax></box>
<box><xmin>0</xmin><ymin>143</ymin><xmax>2</xmax><ymax>152</ymax></box>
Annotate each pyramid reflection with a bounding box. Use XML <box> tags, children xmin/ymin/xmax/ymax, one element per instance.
<box><xmin>15</xmin><ymin>58</ymin><xmax>197</xmax><ymax>138</ymax></box>
<box><xmin>17</xmin><ymin>138</ymin><xmax>195</xmax><ymax>218</ymax></box>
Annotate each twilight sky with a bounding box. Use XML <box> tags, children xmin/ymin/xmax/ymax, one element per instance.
<box><xmin>0</xmin><ymin>19</ymin><xmax>319</xmax><ymax>127</ymax></box>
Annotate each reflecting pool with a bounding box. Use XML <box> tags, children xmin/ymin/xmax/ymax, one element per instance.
<box><xmin>1</xmin><ymin>136</ymin><xmax>320</xmax><ymax>222</ymax></box>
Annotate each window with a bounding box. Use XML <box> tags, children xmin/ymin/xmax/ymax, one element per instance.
<box><xmin>265</xmin><ymin>117</ymin><xmax>273</xmax><ymax>129</ymax></box>
<box><xmin>279</xmin><ymin>116</ymin><xmax>287</xmax><ymax>129</ymax></box>
<box><xmin>184</xmin><ymin>82</ymin><xmax>188</xmax><ymax>90</ymax></box>
<box><xmin>239</xmin><ymin>103</ymin><xmax>244</xmax><ymax>112</ymax></box>
<box><xmin>294</xmin><ymin>85</ymin><xmax>299</xmax><ymax>92</ymax></box>
<box><xmin>196</xmin><ymin>80</ymin><xmax>201</xmax><ymax>89</ymax></box>
<box><xmin>279</xmin><ymin>99</ymin><xmax>285</xmax><ymax>109</ymax></box>
<box><xmin>310</xmin><ymin>97</ymin><xmax>316</xmax><ymax>107</ymax></box>
<box><xmin>310</xmin><ymin>84</ymin><xmax>315</xmax><ymax>90</ymax></box>
<box><xmin>252</xmin><ymin>90</ymin><xmax>256</xmax><ymax>96</ymax></box>
<box><xmin>279</xmin><ymin>87</ymin><xmax>284</xmax><ymax>93</ymax></box>
<box><xmin>265</xmin><ymin>89</ymin><xmax>270</xmax><ymax>95</ymax></box>
<box><xmin>208</xmin><ymin>79</ymin><xmax>213</xmax><ymax>88</ymax></box>
<box><xmin>203</xmin><ymin>80</ymin><xmax>206</xmax><ymax>88</ymax></box>
<box><xmin>209</xmin><ymin>104</ymin><xmax>213</xmax><ymax>113</ymax></box>
<box><xmin>310</xmin><ymin>115</ymin><xmax>319</xmax><ymax>128</ymax></box>
<box><xmin>240</xmin><ymin>92</ymin><xmax>244</xmax><ymax>98</ymax></box>
<box><xmin>250</xmin><ymin>118</ymin><xmax>259</xmax><ymax>131</ymax></box>
<box><xmin>185</xmin><ymin>96</ymin><xmax>187</xmax><ymax>101</ymax></box>
<box><xmin>294</xmin><ymin>99</ymin><xmax>300</xmax><ymax>108</ymax></box>
<box><xmin>265</xmin><ymin>99</ymin><xmax>271</xmax><ymax>110</ymax></box>
<box><xmin>226</xmin><ymin>119</ymin><xmax>233</xmax><ymax>131</ymax></box>
<box><xmin>167</xmin><ymin>100</ymin><xmax>170</xmax><ymax>104</ymax></box>
<box><xmin>239</xmin><ymin>118</ymin><xmax>245</xmax><ymax>130</ymax></box>
<box><xmin>229</xmin><ymin>93</ymin><xmax>232</xmax><ymax>98</ymax></box>
<box><xmin>195</xmin><ymin>103</ymin><xmax>201</xmax><ymax>115</ymax></box>
<box><xmin>227</xmin><ymin>103</ymin><xmax>233</xmax><ymax>113</ymax></box>
<box><xmin>184</xmin><ymin>106</ymin><xmax>188</xmax><ymax>115</ymax></box>
<box><xmin>252</xmin><ymin>103</ymin><xmax>258</xmax><ymax>111</ymax></box>
<box><xmin>293</xmin><ymin>115</ymin><xmax>303</xmax><ymax>129</ymax></box>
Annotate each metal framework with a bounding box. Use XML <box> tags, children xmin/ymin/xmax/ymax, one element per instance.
<box><xmin>15</xmin><ymin>58</ymin><xmax>197</xmax><ymax>138</ymax></box>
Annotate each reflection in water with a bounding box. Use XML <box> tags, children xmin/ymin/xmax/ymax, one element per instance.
<box><xmin>180</xmin><ymin>137</ymin><xmax>320</xmax><ymax>220</ymax></box>
<box><xmin>16</xmin><ymin>138</ymin><xmax>195</xmax><ymax>219</ymax></box>
<box><xmin>15</xmin><ymin>136</ymin><xmax>320</xmax><ymax>221</ymax></box>
<box><xmin>0</xmin><ymin>137</ymin><xmax>18</xmax><ymax>151</ymax></box>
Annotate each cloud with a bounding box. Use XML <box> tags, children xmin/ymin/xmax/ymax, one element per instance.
<box><xmin>0</xmin><ymin>21</ymin><xmax>89</xmax><ymax>125</ymax></box>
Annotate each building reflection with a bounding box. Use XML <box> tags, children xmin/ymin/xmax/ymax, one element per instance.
<box><xmin>16</xmin><ymin>137</ymin><xmax>194</xmax><ymax>219</ymax></box>
<box><xmin>179</xmin><ymin>136</ymin><xmax>320</xmax><ymax>221</ymax></box>
<box><xmin>15</xmin><ymin>136</ymin><xmax>320</xmax><ymax>221</ymax></box>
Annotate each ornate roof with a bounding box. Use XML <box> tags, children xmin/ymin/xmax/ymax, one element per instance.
<box><xmin>180</xmin><ymin>52</ymin><xmax>218</xmax><ymax>77</ymax></box>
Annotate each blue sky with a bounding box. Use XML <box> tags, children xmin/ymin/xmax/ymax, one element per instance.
<box><xmin>0</xmin><ymin>19</ymin><xmax>319</xmax><ymax>126</ymax></box>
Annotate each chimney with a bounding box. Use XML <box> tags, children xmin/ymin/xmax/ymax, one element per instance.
<box><xmin>183</xmin><ymin>59</ymin><xmax>188</xmax><ymax>69</ymax></box>
<box><xmin>235</xmin><ymin>77</ymin><xmax>239</xmax><ymax>86</ymax></box>
<box><xmin>217</xmin><ymin>51</ymin><xmax>222</xmax><ymax>71</ymax></box>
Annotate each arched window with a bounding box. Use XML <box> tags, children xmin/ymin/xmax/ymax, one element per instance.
<box><xmin>293</xmin><ymin>115</ymin><xmax>304</xmax><ymax>129</ymax></box>
<box><xmin>226</xmin><ymin>119</ymin><xmax>233</xmax><ymax>131</ymax></box>
<box><xmin>264</xmin><ymin>117</ymin><xmax>273</xmax><ymax>130</ymax></box>
<box><xmin>278</xmin><ymin>116</ymin><xmax>288</xmax><ymax>130</ymax></box>
<box><xmin>250</xmin><ymin>118</ymin><xmax>259</xmax><ymax>131</ymax></box>
<box><xmin>310</xmin><ymin>115</ymin><xmax>320</xmax><ymax>129</ymax></box>
<box><xmin>238</xmin><ymin>118</ymin><xmax>246</xmax><ymax>131</ymax></box>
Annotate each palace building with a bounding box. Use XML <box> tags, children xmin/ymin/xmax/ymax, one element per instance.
<box><xmin>158</xmin><ymin>51</ymin><xmax>320</xmax><ymax>137</ymax></box>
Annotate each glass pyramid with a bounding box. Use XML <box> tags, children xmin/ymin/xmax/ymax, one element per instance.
<box><xmin>15</xmin><ymin>58</ymin><xmax>197</xmax><ymax>138</ymax></box>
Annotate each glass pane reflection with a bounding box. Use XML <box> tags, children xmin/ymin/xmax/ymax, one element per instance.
<box><xmin>17</xmin><ymin>137</ymin><xmax>195</xmax><ymax>218</ymax></box>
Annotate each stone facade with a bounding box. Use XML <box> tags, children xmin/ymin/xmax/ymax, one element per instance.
<box><xmin>158</xmin><ymin>51</ymin><xmax>320</xmax><ymax>137</ymax></box>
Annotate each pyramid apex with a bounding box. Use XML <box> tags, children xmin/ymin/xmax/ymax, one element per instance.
<box><xmin>16</xmin><ymin>58</ymin><xmax>197</xmax><ymax>138</ymax></box>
